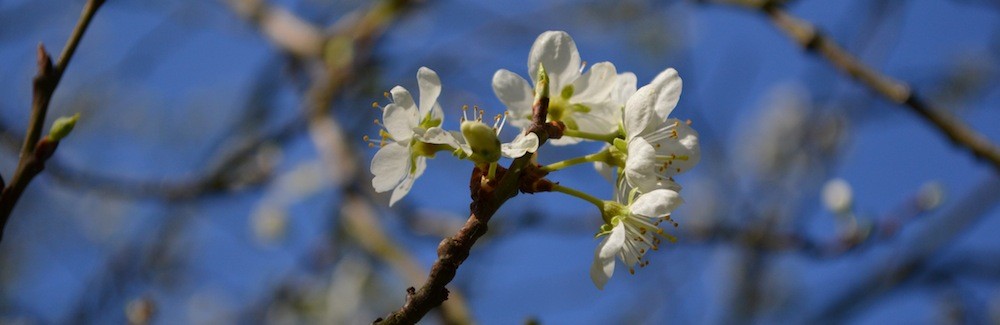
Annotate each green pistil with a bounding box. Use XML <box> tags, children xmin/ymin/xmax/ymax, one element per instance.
<box><xmin>548</xmin><ymin>100</ymin><xmax>567</xmax><ymax>121</ymax></box>
<box><xmin>560</xmin><ymin>85</ymin><xmax>574</xmax><ymax>100</ymax></box>
<box><xmin>545</xmin><ymin>99</ymin><xmax>594</xmax><ymax>131</ymax></box>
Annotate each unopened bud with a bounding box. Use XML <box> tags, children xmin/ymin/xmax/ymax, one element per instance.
<box><xmin>460</xmin><ymin>120</ymin><xmax>501</xmax><ymax>163</ymax></box>
<box><xmin>48</xmin><ymin>113</ymin><xmax>80</xmax><ymax>141</ymax></box>
<box><xmin>535</xmin><ymin>64</ymin><xmax>549</xmax><ymax>100</ymax></box>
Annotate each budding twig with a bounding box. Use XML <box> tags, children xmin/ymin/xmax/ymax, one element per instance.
<box><xmin>0</xmin><ymin>0</ymin><xmax>105</xmax><ymax>243</ymax></box>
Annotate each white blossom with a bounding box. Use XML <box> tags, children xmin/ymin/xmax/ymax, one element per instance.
<box><xmin>821</xmin><ymin>178</ymin><xmax>853</xmax><ymax>214</ymax></box>
<box><xmin>621</xmin><ymin>68</ymin><xmax>700</xmax><ymax>193</ymax></box>
<box><xmin>492</xmin><ymin>31</ymin><xmax>621</xmax><ymax>145</ymax></box>
<box><xmin>369</xmin><ymin>67</ymin><xmax>457</xmax><ymax>206</ymax></box>
<box><xmin>592</xmin><ymin>71</ymin><xmax>639</xmax><ymax>182</ymax></box>
<box><xmin>590</xmin><ymin>181</ymin><xmax>684</xmax><ymax>289</ymax></box>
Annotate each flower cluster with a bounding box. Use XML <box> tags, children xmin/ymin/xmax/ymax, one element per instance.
<box><xmin>366</xmin><ymin>67</ymin><xmax>538</xmax><ymax>206</ymax></box>
<box><xmin>367</xmin><ymin>31</ymin><xmax>700</xmax><ymax>289</ymax></box>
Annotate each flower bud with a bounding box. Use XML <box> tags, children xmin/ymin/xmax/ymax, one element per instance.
<box><xmin>461</xmin><ymin>120</ymin><xmax>501</xmax><ymax>163</ymax></box>
<box><xmin>48</xmin><ymin>113</ymin><xmax>80</xmax><ymax>141</ymax></box>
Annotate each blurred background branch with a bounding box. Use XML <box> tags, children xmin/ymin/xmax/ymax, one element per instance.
<box><xmin>0</xmin><ymin>0</ymin><xmax>105</xmax><ymax>243</ymax></box>
<box><xmin>713</xmin><ymin>0</ymin><xmax>1000</xmax><ymax>173</ymax></box>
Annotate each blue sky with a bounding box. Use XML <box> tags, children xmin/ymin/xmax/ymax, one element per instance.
<box><xmin>1</xmin><ymin>0</ymin><xmax>998</xmax><ymax>323</ymax></box>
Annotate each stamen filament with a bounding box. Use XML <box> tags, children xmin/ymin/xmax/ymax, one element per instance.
<box><xmin>497</xmin><ymin>111</ymin><xmax>508</xmax><ymax>134</ymax></box>
<box><xmin>655</xmin><ymin>154</ymin><xmax>689</xmax><ymax>161</ymax></box>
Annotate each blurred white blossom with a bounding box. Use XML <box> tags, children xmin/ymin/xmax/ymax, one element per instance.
<box><xmin>821</xmin><ymin>178</ymin><xmax>853</xmax><ymax>214</ymax></box>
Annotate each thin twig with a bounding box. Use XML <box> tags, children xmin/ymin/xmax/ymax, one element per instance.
<box><xmin>0</xmin><ymin>0</ymin><xmax>106</xmax><ymax>243</ymax></box>
<box><xmin>726</xmin><ymin>0</ymin><xmax>1000</xmax><ymax>173</ymax></box>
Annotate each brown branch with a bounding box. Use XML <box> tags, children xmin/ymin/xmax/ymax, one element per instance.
<box><xmin>343</xmin><ymin>194</ymin><xmax>473</xmax><ymax>324</ymax></box>
<box><xmin>376</xmin><ymin>84</ymin><xmax>559</xmax><ymax>324</ymax></box>
<box><xmin>0</xmin><ymin>0</ymin><xmax>105</xmax><ymax>243</ymax></box>
<box><xmin>265</xmin><ymin>0</ymin><xmax>481</xmax><ymax>322</ymax></box>
<box><xmin>719</xmin><ymin>0</ymin><xmax>1000</xmax><ymax>173</ymax></box>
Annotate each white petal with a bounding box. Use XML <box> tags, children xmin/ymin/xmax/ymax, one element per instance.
<box><xmin>655</xmin><ymin>119</ymin><xmax>700</xmax><ymax>176</ymax></box>
<box><xmin>590</xmin><ymin>223</ymin><xmax>625</xmax><ymax>290</ymax></box>
<box><xmin>500</xmin><ymin>132</ymin><xmax>539</xmax><ymax>158</ymax></box>
<box><xmin>656</xmin><ymin>179</ymin><xmax>683</xmax><ymax>192</ymax></box>
<box><xmin>603</xmin><ymin>223</ymin><xmax>626</xmax><ymax>260</ymax></box>
<box><xmin>573</xmin><ymin>106</ymin><xmax>618</xmax><ymax>135</ymax></box>
<box><xmin>389</xmin><ymin>156</ymin><xmax>427</xmax><ymax>206</ymax></box>
<box><xmin>450</xmin><ymin>130</ymin><xmax>472</xmax><ymax>155</ymax></box>
<box><xmin>390</xmin><ymin>86</ymin><xmax>417</xmax><ymax>112</ymax></box>
<box><xmin>548</xmin><ymin>135</ymin><xmax>581</xmax><ymax>146</ymax></box>
<box><xmin>613</xmin><ymin>72</ymin><xmax>638</xmax><ymax>105</ymax></box>
<box><xmin>370</xmin><ymin>142</ymin><xmax>409</xmax><ymax>193</ymax></box>
<box><xmin>528</xmin><ymin>31</ymin><xmax>582</xmax><ymax>94</ymax></box>
<box><xmin>382</xmin><ymin>103</ymin><xmax>418</xmax><ymax>141</ymax></box>
<box><xmin>417</xmin><ymin>67</ymin><xmax>442</xmax><ymax>117</ymax></box>
<box><xmin>430</xmin><ymin>102</ymin><xmax>445</xmax><ymax>124</ymax></box>
<box><xmin>571</xmin><ymin>62</ymin><xmax>618</xmax><ymax>104</ymax></box>
<box><xmin>631</xmin><ymin>188</ymin><xmax>684</xmax><ymax>218</ymax></box>
<box><xmin>650</xmin><ymin>68</ymin><xmax>682</xmax><ymax>119</ymax></box>
<box><xmin>492</xmin><ymin>69</ymin><xmax>534</xmax><ymax>121</ymax></box>
<box><xmin>590</xmin><ymin>251</ymin><xmax>610</xmax><ymax>289</ymax></box>
<box><xmin>624</xmin><ymin>137</ymin><xmax>659</xmax><ymax>193</ymax></box>
<box><xmin>420</xmin><ymin>127</ymin><xmax>459</xmax><ymax>148</ymax></box>
<box><xmin>623</xmin><ymin>86</ymin><xmax>657</xmax><ymax>142</ymax></box>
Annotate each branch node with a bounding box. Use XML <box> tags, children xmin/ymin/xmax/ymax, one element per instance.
<box><xmin>35</xmin><ymin>44</ymin><xmax>54</xmax><ymax>76</ymax></box>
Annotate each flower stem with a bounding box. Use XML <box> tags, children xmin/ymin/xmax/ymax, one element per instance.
<box><xmin>552</xmin><ymin>184</ymin><xmax>605</xmax><ymax>211</ymax></box>
<box><xmin>562</xmin><ymin>129</ymin><xmax>619</xmax><ymax>143</ymax></box>
<box><xmin>487</xmin><ymin>162</ymin><xmax>498</xmax><ymax>179</ymax></box>
<box><xmin>541</xmin><ymin>149</ymin><xmax>610</xmax><ymax>172</ymax></box>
